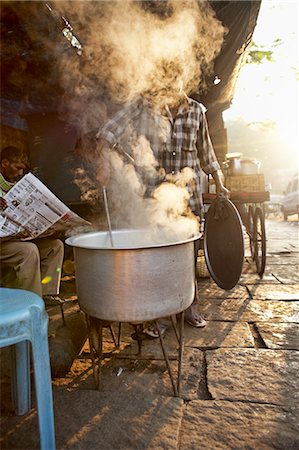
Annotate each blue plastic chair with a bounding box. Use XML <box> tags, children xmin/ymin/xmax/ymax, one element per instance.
<box><xmin>0</xmin><ymin>288</ymin><xmax>56</xmax><ymax>450</ymax></box>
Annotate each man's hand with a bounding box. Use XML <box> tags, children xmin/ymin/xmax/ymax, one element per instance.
<box><xmin>0</xmin><ymin>197</ymin><xmax>7</xmax><ymax>211</ymax></box>
<box><xmin>211</xmin><ymin>170</ymin><xmax>230</xmax><ymax>199</ymax></box>
<box><xmin>216</xmin><ymin>184</ymin><xmax>230</xmax><ymax>198</ymax></box>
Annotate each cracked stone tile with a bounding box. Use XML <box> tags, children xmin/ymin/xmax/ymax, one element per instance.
<box><xmin>240</xmin><ymin>273</ymin><xmax>281</xmax><ymax>284</ymax></box>
<box><xmin>266</xmin><ymin>265</ymin><xmax>299</xmax><ymax>284</ymax></box>
<box><xmin>180</xmin><ymin>400</ymin><xmax>299</xmax><ymax>450</ymax></box>
<box><xmin>198</xmin><ymin>298</ymin><xmax>299</xmax><ymax>322</ymax></box>
<box><xmin>256</xmin><ymin>322</ymin><xmax>299</xmax><ymax>349</ymax></box>
<box><xmin>184</xmin><ymin>321</ymin><xmax>254</xmax><ymax>349</ymax></box>
<box><xmin>179</xmin><ymin>348</ymin><xmax>204</xmax><ymax>400</ymax></box>
<box><xmin>274</xmin><ymin>275</ymin><xmax>299</xmax><ymax>284</ymax></box>
<box><xmin>206</xmin><ymin>348</ymin><xmax>299</xmax><ymax>405</ymax></box>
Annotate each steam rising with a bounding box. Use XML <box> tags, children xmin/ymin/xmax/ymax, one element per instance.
<box><xmin>103</xmin><ymin>146</ymin><xmax>199</xmax><ymax>242</ymax></box>
<box><xmin>55</xmin><ymin>0</ymin><xmax>225</xmax><ymax>126</ymax></box>
<box><xmin>55</xmin><ymin>0</ymin><xmax>225</xmax><ymax>241</ymax></box>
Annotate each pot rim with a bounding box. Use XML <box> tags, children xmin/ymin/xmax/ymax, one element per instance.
<box><xmin>66</xmin><ymin>228</ymin><xmax>201</xmax><ymax>250</ymax></box>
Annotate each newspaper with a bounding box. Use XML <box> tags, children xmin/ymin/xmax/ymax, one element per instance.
<box><xmin>0</xmin><ymin>173</ymin><xmax>91</xmax><ymax>240</ymax></box>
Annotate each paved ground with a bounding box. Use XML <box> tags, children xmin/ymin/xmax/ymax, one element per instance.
<box><xmin>1</xmin><ymin>216</ymin><xmax>298</xmax><ymax>449</ymax></box>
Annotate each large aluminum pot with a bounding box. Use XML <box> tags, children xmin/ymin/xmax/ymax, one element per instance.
<box><xmin>223</xmin><ymin>157</ymin><xmax>260</xmax><ymax>176</ymax></box>
<box><xmin>66</xmin><ymin>229</ymin><xmax>200</xmax><ymax>322</ymax></box>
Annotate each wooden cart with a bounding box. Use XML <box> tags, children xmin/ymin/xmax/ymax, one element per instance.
<box><xmin>203</xmin><ymin>191</ymin><xmax>270</xmax><ymax>278</ymax></box>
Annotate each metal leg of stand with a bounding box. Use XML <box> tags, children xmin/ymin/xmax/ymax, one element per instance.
<box><xmin>155</xmin><ymin>319</ymin><xmax>178</xmax><ymax>397</ymax></box>
<box><xmin>132</xmin><ymin>324</ymin><xmax>144</xmax><ymax>355</ymax></box>
<box><xmin>177</xmin><ymin>311</ymin><xmax>184</xmax><ymax>395</ymax></box>
<box><xmin>60</xmin><ymin>303</ymin><xmax>66</xmax><ymax>326</ymax></box>
<box><xmin>96</xmin><ymin>321</ymin><xmax>103</xmax><ymax>390</ymax></box>
<box><xmin>86</xmin><ymin>314</ymin><xmax>184</xmax><ymax>397</ymax></box>
<box><xmin>170</xmin><ymin>315</ymin><xmax>180</xmax><ymax>344</ymax></box>
<box><xmin>108</xmin><ymin>324</ymin><xmax>118</xmax><ymax>348</ymax></box>
<box><xmin>90</xmin><ymin>341</ymin><xmax>99</xmax><ymax>388</ymax></box>
<box><xmin>87</xmin><ymin>317</ymin><xmax>99</xmax><ymax>388</ymax></box>
<box><xmin>117</xmin><ymin>322</ymin><xmax>122</xmax><ymax>348</ymax></box>
<box><xmin>88</xmin><ymin>316</ymin><xmax>104</xmax><ymax>390</ymax></box>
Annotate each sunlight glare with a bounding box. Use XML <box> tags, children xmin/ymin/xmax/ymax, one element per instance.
<box><xmin>224</xmin><ymin>1</ymin><xmax>299</xmax><ymax>163</ymax></box>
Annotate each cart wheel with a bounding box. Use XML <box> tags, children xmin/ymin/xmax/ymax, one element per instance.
<box><xmin>247</xmin><ymin>205</ymin><xmax>255</xmax><ymax>260</ymax></box>
<box><xmin>254</xmin><ymin>207</ymin><xmax>266</xmax><ymax>278</ymax></box>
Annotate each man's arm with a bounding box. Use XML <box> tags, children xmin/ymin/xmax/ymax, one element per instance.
<box><xmin>94</xmin><ymin>100</ymin><xmax>141</xmax><ymax>187</ymax></box>
<box><xmin>197</xmin><ymin>104</ymin><xmax>230</xmax><ymax>198</ymax></box>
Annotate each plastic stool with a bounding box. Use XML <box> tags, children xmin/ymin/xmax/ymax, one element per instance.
<box><xmin>0</xmin><ymin>288</ymin><xmax>56</xmax><ymax>450</ymax></box>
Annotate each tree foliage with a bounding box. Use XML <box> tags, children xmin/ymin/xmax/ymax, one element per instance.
<box><xmin>246</xmin><ymin>38</ymin><xmax>283</xmax><ymax>65</ymax></box>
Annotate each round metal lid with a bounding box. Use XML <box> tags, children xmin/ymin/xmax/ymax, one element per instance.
<box><xmin>204</xmin><ymin>198</ymin><xmax>244</xmax><ymax>290</ymax></box>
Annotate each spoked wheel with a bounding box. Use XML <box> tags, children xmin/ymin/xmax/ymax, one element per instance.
<box><xmin>253</xmin><ymin>207</ymin><xmax>266</xmax><ymax>278</ymax></box>
<box><xmin>247</xmin><ymin>205</ymin><xmax>255</xmax><ymax>260</ymax></box>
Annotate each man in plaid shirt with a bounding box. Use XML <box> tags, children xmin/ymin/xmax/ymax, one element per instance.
<box><xmin>96</xmin><ymin>95</ymin><xmax>229</xmax><ymax>332</ymax></box>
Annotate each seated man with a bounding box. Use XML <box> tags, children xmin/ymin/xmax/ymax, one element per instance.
<box><xmin>0</xmin><ymin>146</ymin><xmax>64</xmax><ymax>305</ymax></box>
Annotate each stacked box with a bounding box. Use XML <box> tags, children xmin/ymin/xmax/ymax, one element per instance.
<box><xmin>225</xmin><ymin>174</ymin><xmax>265</xmax><ymax>192</ymax></box>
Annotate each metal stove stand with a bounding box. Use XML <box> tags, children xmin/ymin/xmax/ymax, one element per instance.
<box><xmin>86</xmin><ymin>312</ymin><xmax>185</xmax><ymax>397</ymax></box>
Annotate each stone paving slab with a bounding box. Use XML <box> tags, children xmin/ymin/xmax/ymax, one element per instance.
<box><xmin>266</xmin><ymin>265</ymin><xmax>299</xmax><ymax>284</ymax></box>
<box><xmin>198</xmin><ymin>298</ymin><xmax>299</xmax><ymax>322</ymax></box>
<box><xmin>113</xmin><ymin>347</ymin><xmax>204</xmax><ymax>401</ymax></box>
<box><xmin>115</xmin><ymin>320</ymin><xmax>254</xmax><ymax>355</ymax></box>
<box><xmin>1</xmin><ymin>389</ymin><xmax>184</xmax><ymax>450</ymax></box>
<box><xmin>1</xmin><ymin>219</ymin><xmax>298</xmax><ymax>450</ymax></box>
<box><xmin>206</xmin><ymin>349</ymin><xmax>299</xmax><ymax>405</ymax></box>
<box><xmin>247</xmin><ymin>284</ymin><xmax>299</xmax><ymax>300</ymax></box>
<box><xmin>53</xmin><ymin>347</ymin><xmax>204</xmax><ymax>401</ymax></box>
<box><xmin>266</xmin><ymin>255</ymin><xmax>299</xmax><ymax>265</ymax></box>
<box><xmin>184</xmin><ymin>321</ymin><xmax>254</xmax><ymax>349</ymax></box>
<box><xmin>273</xmin><ymin>274</ymin><xmax>299</xmax><ymax>284</ymax></box>
<box><xmin>256</xmin><ymin>322</ymin><xmax>299</xmax><ymax>350</ymax></box>
<box><xmin>239</xmin><ymin>273</ymin><xmax>281</xmax><ymax>284</ymax></box>
<box><xmin>180</xmin><ymin>400</ymin><xmax>299</xmax><ymax>450</ymax></box>
<box><xmin>119</xmin><ymin>326</ymin><xmax>182</xmax><ymax>359</ymax></box>
<box><xmin>179</xmin><ymin>348</ymin><xmax>204</xmax><ymax>400</ymax></box>
<box><xmin>267</xmin><ymin>242</ymin><xmax>298</xmax><ymax>253</ymax></box>
<box><xmin>197</xmin><ymin>284</ymin><xmax>249</xmax><ymax>299</ymax></box>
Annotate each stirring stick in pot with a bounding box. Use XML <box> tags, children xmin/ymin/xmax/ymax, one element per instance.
<box><xmin>111</xmin><ymin>143</ymin><xmax>135</xmax><ymax>164</ymax></box>
<box><xmin>102</xmin><ymin>186</ymin><xmax>114</xmax><ymax>247</ymax></box>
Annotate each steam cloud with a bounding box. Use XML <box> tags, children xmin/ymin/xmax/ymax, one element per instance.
<box><xmin>54</xmin><ymin>0</ymin><xmax>226</xmax><ymax>242</ymax></box>
<box><xmin>56</xmin><ymin>0</ymin><xmax>225</xmax><ymax>126</ymax></box>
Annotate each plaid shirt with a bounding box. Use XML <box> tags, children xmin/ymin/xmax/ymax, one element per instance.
<box><xmin>97</xmin><ymin>97</ymin><xmax>219</xmax><ymax>212</ymax></box>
